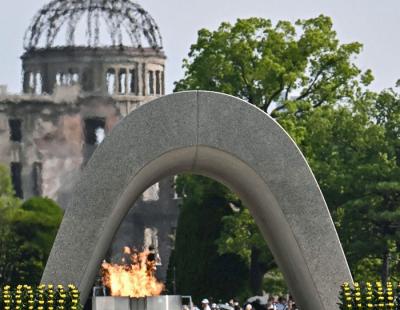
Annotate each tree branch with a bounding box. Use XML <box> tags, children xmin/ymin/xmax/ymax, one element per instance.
<box><xmin>265</xmin><ymin>79</ymin><xmax>284</xmax><ymax>112</ymax></box>
<box><xmin>295</xmin><ymin>67</ymin><xmax>325</xmax><ymax>101</ymax></box>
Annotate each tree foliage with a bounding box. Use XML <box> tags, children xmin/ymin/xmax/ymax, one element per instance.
<box><xmin>0</xmin><ymin>165</ymin><xmax>63</xmax><ymax>286</ymax></box>
<box><xmin>275</xmin><ymin>88</ymin><xmax>399</xmax><ymax>282</ymax></box>
<box><xmin>167</xmin><ymin>174</ymin><xmax>249</xmax><ymax>302</ymax></box>
<box><xmin>171</xmin><ymin>14</ymin><xmax>400</xmax><ymax>297</ymax></box>
<box><xmin>217</xmin><ymin>208</ymin><xmax>276</xmax><ymax>295</ymax></box>
<box><xmin>175</xmin><ymin>15</ymin><xmax>372</xmax><ymax>115</ymax></box>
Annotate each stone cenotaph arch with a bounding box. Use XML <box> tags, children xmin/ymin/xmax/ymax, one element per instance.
<box><xmin>42</xmin><ymin>91</ymin><xmax>352</xmax><ymax>310</ymax></box>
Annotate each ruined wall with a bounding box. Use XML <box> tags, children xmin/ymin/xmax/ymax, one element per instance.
<box><xmin>0</xmin><ymin>91</ymin><xmax>179</xmax><ymax>282</ymax></box>
<box><xmin>0</xmin><ymin>95</ymin><xmax>120</xmax><ymax>205</ymax></box>
<box><xmin>0</xmin><ymin>45</ymin><xmax>177</xmax><ymax>282</ymax></box>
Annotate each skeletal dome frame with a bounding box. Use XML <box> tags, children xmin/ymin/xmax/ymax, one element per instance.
<box><xmin>24</xmin><ymin>0</ymin><xmax>162</xmax><ymax>49</ymax></box>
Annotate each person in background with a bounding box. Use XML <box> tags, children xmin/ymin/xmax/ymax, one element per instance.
<box><xmin>201</xmin><ymin>299</ymin><xmax>211</xmax><ymax>310</ymax></box>
<box><xmin>211</xmin><ymin>303</ymin><xmax>219</xmax><ymax>309</ymax></box>
<box><xmin>275</xmin><ymin>297</ymin><xmax>287</xmax><ymax>310</ymax></box>
<box><xmin>287</xmin><ymin>295</ymin><xmax>298</xmax><ymax>310</ymax></box>
<box><xmin>266</xmin><ymin>296</ymin><xmax>276</xmax><ymax>310</ymax></box>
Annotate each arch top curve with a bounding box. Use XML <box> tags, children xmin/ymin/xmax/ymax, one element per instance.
<box><xmin>42</xmin><ymin>91</ymin><xmax>352</xmax><ymax>310</ymax></box>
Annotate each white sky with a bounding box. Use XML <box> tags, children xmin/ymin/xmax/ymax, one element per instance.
<box><xmin>1</xmin><ymin>0</ymin><xmax>400</xmax><ymax>94</ymax></box>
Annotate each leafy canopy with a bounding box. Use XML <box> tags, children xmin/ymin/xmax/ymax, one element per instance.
<box><xmin>0</xmin><ymin>164</ymin><xmax>63</xmax><ymax>286</ymax></box>
<box><xmin>172</xmin><ymin>14</ymin><xmax>400</xmax><ymax>293</ymax></box>
<box><xmin>175</xmin><ymin>15</ymin><xmax>373</xmax><ymax>115</ymax></box>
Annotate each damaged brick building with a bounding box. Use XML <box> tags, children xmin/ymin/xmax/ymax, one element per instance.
<box><xmin>0</xmin><ymin>0</ymin><xmax>178</xmax><ymax>281</ymax></box>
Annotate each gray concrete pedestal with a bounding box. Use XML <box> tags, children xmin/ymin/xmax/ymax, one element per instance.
<box><xmin>93</xmin><ymin>296</ymin><xmax>182</xmax><ymax>310</ymax></box>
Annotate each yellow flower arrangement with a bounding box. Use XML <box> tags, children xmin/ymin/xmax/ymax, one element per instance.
<box><xmin>339</xmin><ymin>281</ymin><xmax>400</xmax><ymax>310</ymax></box>
<box><xmin>0</xmin><ymin>284</ymin><xmax>83</xmax><ymax>310</ymax></box>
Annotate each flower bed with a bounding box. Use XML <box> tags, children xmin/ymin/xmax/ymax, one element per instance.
<box><xmin>0</xmin><ymin>284</ymin><xmax>83</xmax><ymax>310</ymax></box>
<box><xmin>339</xmin><ymin>282</ymin><xmax>400</xmax><ymax>309</ymax></box>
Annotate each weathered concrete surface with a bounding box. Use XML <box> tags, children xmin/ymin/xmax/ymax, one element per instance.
<box><xmin>92</xmin><ymin>296</ymin><xmax>130</xmax><ymax>310</ymax></box>
<box><xmin>92</xmin><ymin>296</ymin><xmax>182</xmax><ymax>310</ymax></box>
<box><xmin>0</xmin><ymin>96</ymin><xmax>119</xmax><ymax>204</ymax></box>
<box><xmin>42</xmin><ymin>91</ymin><xmax>352</xmax><ymax>310</ymax></box>
<box><xmin>0</xmin><ymin>93</ymin><xmax>178</xmax><ymax>281</ymax></box>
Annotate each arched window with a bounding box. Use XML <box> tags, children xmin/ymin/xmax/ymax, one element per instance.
<box><xmin>148</xmin><ymin>71</ymin><xmax>154</xmax><ymax>95</ymax></box>
<box><xmin>155</xmin><ymin>70</ymin><xmax>161</xmax><ymax>95</ymax></box>
<box><xmin>119</xmin><ymin>69</ymin><xmax>127</xmax><ymax>94</ymax></box>
<box><xmin>129</xmin><ymin>69</ymin><xmax>137</xmax><ymax>94</ymax></box>
<box><xmin>35</xmin><ymin>72</ymin><xmax>42</xmax><ymax>94</ymax></box>
<box><xmin>106</xmin><ymin>69</ymin><xmax>116</xmax><ymax>95</ymax></box>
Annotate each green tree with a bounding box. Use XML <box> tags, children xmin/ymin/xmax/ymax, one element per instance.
<box><xmin>0</xmin><ymin>164</ymin><xmax>20</xmax><ymax>209</ymax></box>
<box><xmin>0</xmin><ymin>164</ymin><xmax>22</xmax><ymax>285</ymax></box>
<box><xmin>275</xmin><ymin>88</ymin><xmax>400</xmax><ymax>282</ymax></box>
<box><xmin>213</xmin><ymin>90</ymin><xmax>400</xmax><ymax>287</ymax></box>
<box><xmin>0</xmin><ymin>164</ymin><xmax>63</xmax><ymax>285</ymax></box>
<box><xmin>6</xmin><ymin>197</ymin><xmax>64</xmax><ymax>285</ymax></box>
<box><xmin>217</xmin><ymin>208</ymin><xmax>276</xmax><ymax>295</ymax></box>
<box><xmin>175</xmin><ymin>15</ymin><xmax>372</xmax><ymax>115</ymax></box>
<box><xmin>172</xmin><ymin>15</ymin><xmax>375</xmax><ymax>295</ymax></box>
<box><xmin>168</xmin><ymin>174</ymin><xmax>249</xmax><ymax>302</ymax></box>
<box><xmin>331</xmin><ymin>90</ymin><xmax>400</xmax><ymax>283</ymax></box>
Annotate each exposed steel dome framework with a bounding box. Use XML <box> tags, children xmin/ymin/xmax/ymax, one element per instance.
<box><xmin>24</xmin><ymin>0</ymin><xmax>163</xmax><ymax>50</ymax></box>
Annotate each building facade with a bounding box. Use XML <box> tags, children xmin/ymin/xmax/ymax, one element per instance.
<box><xmin>0</xmin><ymin>0</ymin><xmax>178</xmax><ymax>282</ymax></box>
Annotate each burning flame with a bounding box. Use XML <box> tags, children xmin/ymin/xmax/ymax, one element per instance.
<box><xmin>101</xmin><ymin>246</ymin><xmax>164</xmax><ymax>298</ymax></box>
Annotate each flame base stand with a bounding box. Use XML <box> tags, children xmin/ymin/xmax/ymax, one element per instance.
<box><xmin>92</xmin><ymin>296</ymin><xmax>182</xmax><ymax>310</ymax></box>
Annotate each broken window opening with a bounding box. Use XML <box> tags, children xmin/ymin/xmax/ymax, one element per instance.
<box><xmin>56</xmin><ymin>72</ymin><xmax>79</xmax><ymax>87</ymax></box>
<box><xmin>29</xmin><ymin>73</ymin><xmax>35</xmax><ymax>92</ymax></box>
<box><xmin>35</xmin><ymin>73</ymin><xmax>42</xmax><ymax>94</ymax></box>
<box><xmin>9</xmin><ymin>119</ymin><xmax>22</xmax><ymax>142</ymax></box>
<box><xmin>148</xmin><ymin>71</ymin><xmax>154</xmax><ymax>95</ymax></box>
<box><xmin>72</xmin><ymin>73</ymin><xmax>79</xmax><ymax>84</ymax></box>
<box><xmin>155</xmin><ymin>70</ymin><xmax>161</xmax><ymax>95</ymax></box>
<box><xmin>144</xmin><ymin>227</ymin><xmax>161</xmax><ymax>266</ymax></box>
<box><xmin>11</xmin><ymin>162</ymin><xmax>23</xmax><ymax>199</ymax></box>
<box><xmin>129</xmin><ymin>69</ymin><xmax>136</xmax><ymax>94</ymax></box>
<box><xmin>62</xmin><ymin>73</ymin><xmax>69</xmax><ymax>85</ymax></box>
<box><xmin>33</xmin><ymin>162</ymin><xmax>43</xmax><ymax>196</ymax></box>
<box><xmin>106</xmin><ymin>69</ymin><xmax>116</xmax><ymax>95</ymax></box>
<box><xmin>119</xmin><ymin>69</ymin><xmax>127</xmax><ymax>94</ymax></box>
<box><xmin>82</xmin><ymin>68</ymin><xmax>93</xmax><ymax>91</ymax></box>
<box><xmin>84</xmin><ymin>118</ymin><xmax>106</xmax><ymax>145</ymax></box>
<box><xmin>56</xmin><ymin>73</ymin><xmax>62</xmax><ymax>86</ymax></box>
<box><xmin>95</xmin><ymin>127</ymin><xmax>105</xmax><ymax>145</ymax></box>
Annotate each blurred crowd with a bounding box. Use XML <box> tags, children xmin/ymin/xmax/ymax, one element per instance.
<box><xmin>184</xmin><ymin>295</ymin><xmax>298</xmax><ymax>310</ymax></box>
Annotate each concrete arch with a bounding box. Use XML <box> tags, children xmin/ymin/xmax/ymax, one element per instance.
<box><xmin>42</xmin><ymin>91</ymin><xmax>352</xmax><ymax>310</ymax></box>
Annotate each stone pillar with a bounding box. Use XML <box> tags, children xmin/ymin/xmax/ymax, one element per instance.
<box><xmin>125</xmin><ymin>68</ymin><xmax>129</xmax><ymax>95</ymax></box>
<box><xmin>142</xmin><ymin>63</ymin><xmax>146</xmax><ymax>96</ymax></box>
<box><xmin>137</xmin><ymin>63</ymin><xmax>142</xmax><ymax>96</ymax></box>
<box><xmin>162</xmin><ymin>70</ymin><xmax>165</xmax><ymax>95</ymax></box>
<box><xmin>32</xmin><ymin>71</ymin><xmax>37</xmax><ymax>95</ymax></box>
<box><xmin>134</xmin><ymin>63</ymin><xmax>139</xmax><ymax>95</ymax></box>
<box><xmin>23</xmin><ymin>71</ymin><xmax>30</xmax><ymax>94</ymax></box>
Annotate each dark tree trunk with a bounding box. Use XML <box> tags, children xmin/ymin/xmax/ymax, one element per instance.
<box><xmin>250</xmin><ymin>247</ymin><xmax>265</xmax><ymax>295</ymax></box>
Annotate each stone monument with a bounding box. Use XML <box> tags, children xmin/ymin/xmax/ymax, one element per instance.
<box><xmin>42</xmin><ymin>91</ymin><xmax>352</xmax><ymax>310</ymax></box>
